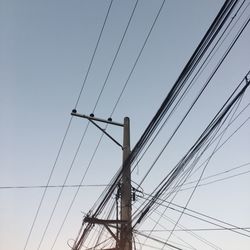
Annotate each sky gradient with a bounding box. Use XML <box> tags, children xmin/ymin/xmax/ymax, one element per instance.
<box><xmin>0</xmin><ymin>1</ymin><xmax>250</xmax><ymax>249</ymax></box>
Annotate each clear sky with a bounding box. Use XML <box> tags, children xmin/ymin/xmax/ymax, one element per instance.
<box><xmin>0</xmin><ymin>0</ymin><xmax>250</xmax><ymax>250</ymax></box>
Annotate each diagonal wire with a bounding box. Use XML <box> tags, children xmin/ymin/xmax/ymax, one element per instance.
<box><xmin>51</xmin><ymin>1</ymin><xmax>168</xmax><ymax>248</ymax></box>
<box><xmin>23</xmin><ymin>1</ymin><xmax>114</xmax><ymax>250</ymax></box>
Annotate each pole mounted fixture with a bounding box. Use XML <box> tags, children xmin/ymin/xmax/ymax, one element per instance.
<box><xmin>71</xmin><ymin>110</ymin><xmax>132</xmax><ymax>250</ymax></box>
<box><xmin>71</xmin><ymin>110</ymin><xmax>124</xmax><ymax>149</ymax></box>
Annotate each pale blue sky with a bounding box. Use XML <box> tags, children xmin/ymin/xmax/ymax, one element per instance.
<box><xmin>0</xmin><ymin>1</ymin><xmax>250</xmax><ymax>250</ymax></box>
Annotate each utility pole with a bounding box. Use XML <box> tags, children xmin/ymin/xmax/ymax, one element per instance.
<box><xmin>71</xmin><ymin>111</ymin><xmax>132</xmax><ymax>250</ymax></box>
<box><xmin>120</xmin><ymin>117</ymin><xmax>132</xmax><ymax>250</ymax></box>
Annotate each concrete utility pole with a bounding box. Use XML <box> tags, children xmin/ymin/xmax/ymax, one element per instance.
<box><xmin>71</xmin><ymin>111</ymin><xmax>132</xmax><ymax>250</ymax></box>
<box><xmin>120</xmin><ymin>117</ymin><xmax>132</xmax><ymax>250</ymax></box>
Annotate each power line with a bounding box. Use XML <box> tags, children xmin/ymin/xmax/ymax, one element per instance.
<box><xmin>133</xmin><ymin>202</ymin><xmax>220</xmax><ymax>250</ymax></box>
<box><xmin>130</xmin><ymin>0</ymin><xmax>250</xmax><ymax>180</ymax></box>
<box><xmin>0</xmin><ymin>184</ymin><xmax>108</xmax><ymax>190</ymax></box>
<box><xmin>139</xmin><ymin>194</ymin><xmax>250</xmax><ymax>237</ymax></box>
<box><xmin>135</xmin><ymin>231</ymin><xmax>185</xmax><ymax>250</ymax></box>
<box><xmin>136</xmin><ymin>7</ymin><xmax>250</xmax><ymax>189</ymax></box>
<box><xmin>61</xmin><ymin>1</ymin><xmax>169</xmax><ymax>249</ymax></box>
<box><xmin>160</xmin><ymin>90</ymin><xmax>247</xmax><ymax>250</ymax></box>
<box><xmin>47</xmin><ymin>0</ymin><xmax>142</xmax><ymax>248</ymax></box>
<box><xmin>132</xmin><ymin>70</ymin><xmax>250</xmax><ymax>228</ymax></box>
<box><xmin>23</xmin><ymin>1</ymin><xmax>115</xmax><ymax>250</ymax></box>
<box><xmin>2</xmin><ymin>163</ymin><xmax>248</xmax><ymax>191</ymax></box>
<box><xmin>71</xmin><ymin>3</ymin><xmax>249</xmax><ymax>248</ymax></box>
<box><xmin>140</xmin><ymin>227</ymin><xmax>250</xmax><ymax>232</ymax></box>
<box><xmin>91</xmin><ymin>0</ymin><xmax>240</xmax><ymax>225</ymax></box>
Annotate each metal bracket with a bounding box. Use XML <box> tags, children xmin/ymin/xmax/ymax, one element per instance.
<box><xmin>71</xmin><ymin>111</ymin><xmax>124</xmax><ymax>149</ymax></box>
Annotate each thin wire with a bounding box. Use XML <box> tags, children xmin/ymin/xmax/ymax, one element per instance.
<box><xmin>88</xmin><ymin>0</ymin><xmax>241</xmax><ymax>223</ymax></box>
<box><xmin>74</xmin><ymin>0</ymin><xmax>114</xmax><ymax>108</ymax></box>
<box><xmin>0</xmin><ymin>184</ymin><xmax>108</xmax><ymax>190</ymax></box>
<box><xmin>160</xmin><ymin>88</ymin><xmax>246</xmax><ymax>248</ymax></box>
<box><xmin>133</xmin><ymin>203</ymin><xmax>200</xmax><ymax>250</ymax></box>
<box><xmin>135</xmin><ymin>231</ymin><xmax>185</xmax><ymax>250</ymax></box>
<box><xmin>140</xmin><ymin>227</ymin><xmax>250</xmax><ymax>232</ymax></box>
<box><xmin>37</xmin><ymin>0</ymin><xmax>140</xmax><ymax>247</ymax></box>
<box><xmin>111</xmin><ymin>0</ymin><xmax>167</xmax><ymax>114</ymax></box>
<box><xmin>180</xmin><ymin>103</ymin><xmax>250</xmax><ymax>182</ymax></box>
<box><xmin>62</xmin><ymin>1</ymin><xmax>169</xmax><ymax>248</ymax></box>
<box><xmin>69</xmin><ymin>2</ymin><xmax>250</xmax><ymax>248</ymax></box>
<box><xmin>50</xmin><ymin>133</ymin><xmax>105</xmax><ymax>249</ymax></box>
<box><xmin>22</xmin><ymin>116</ymin><xmax>73</xmax><ymax>250</ymax></box>
<box><xmin>13</xmin><ymin>167</ymin><xmax>250</xmax><ymax>194</ymax></box>
<box><xmin>92</xmin><ymin>0</ymin><xmax>139</xmax><ymax>112</ymax></box>
<box><xmin>140</xmin><ymin>195</ymin><xmax>250</xmax><ymax>236</ymax></box>
<box><xmin>23</xmin><ymin>1</ymin><xmax>114</xmax><ymax>249</ymax></box>
<box><xmin>48</xmin><ymin>0</ymin><xmax>142</xmax><ymax>247</ymax></box>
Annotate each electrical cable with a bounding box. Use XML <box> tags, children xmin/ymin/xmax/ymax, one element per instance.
<box><xmin>136</xmin><ymin>12</ymin><xmax>250</xmax><ymax>189</ymax></box>
<box><xmin>133</xmin><ymin>17</ymin><xmax>250</xmax><ymax>218</ymax></box>
<box><xmin>140</xmin><ymin>227</ymin><xmax>250</xmax><ymax>232</ymax></box>
<box><xmin>132</xmin><ymin>51</ymin><xmax>249</xmax><ymax>226</ymax></box>
<box><xmin>130</xmin><ymin>0</ymin><xmax>250</xmax><ymax>177</ymax></box>
<box><xmin>22</xmin><ymin>1</ymin><xmax>114</xmax><ymax>250</ymax></box>
<box><xmin>139</xmin><ymin>195</ymin><xmax>250</xmax><ymax>237</ymax></box>
<box><xmin>132</xmin><ymin>73</ymin><xmax>250</xmax><ymax>228</ymax></box>
<box><xmin>159</xmin><ymin>85</ymin><xmax>247</xmax><ymax>249</ymax></box>
<box><xmin>37</xmin><ymin>0</ymin><xmax>141</xmax><ymax>248</ymax></box>
<box><xmin>68</xmin><ymin>2</ymin><xmax>250</xmax><ymax>248</ymax></box>
<box><xmin>48</xmin><ymin>0</ymin><xmax>145</xmax><ymax>247</ymax></box>
<box><xmin>135</xmin><ymin>231</ymin><xmax>185</xmax><ymax>250</ymax></box>
<box><xmin>92</xmin><ymin>1</ymin><xmax>241</xmax><ymax>220</ymax></box>
<box><xmin>0</xmin><ymin>184</ymin><xmax>109</xmax><ymax>190</ymax></box>
<box><xmin>133</xmin><ymin>203</ymin><xmax>203</xmax><ymax>250</ymax></box>
<box><xmin>69</xmin><ymin>1</ymin><xmax>169</xmax><ymax>248</ymax></box>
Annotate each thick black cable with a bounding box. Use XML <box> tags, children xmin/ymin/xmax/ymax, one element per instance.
<box><xmin>71</xmin><ymin>1</ymin><xmax>249</xmax><ymax>248</ymax></box>
<box><xmin>133</xmin><ymin>74</ymin><xmax>250</xmax><ymax>227</ymax></box>
<box><xmin>137</xmin><ymin>122</ymin><xmax>226</xmax><ymax>250</ymax></box>
<box><xmin>132</xmin><ymin>71</ymin><xmax>246</xmax><ymax>225</ymax></box>
<box><xmin>130</xmin><ymin>0</ymin><xmax>250</xmax><ymax>176</ymax></box>
<box><xmin>137</xmin><ymin>12</ymin><xmax>250</xmax><ymax>188</ymax></box>
<box><xmin>91</xmin><ymin>1</ymin><xmax>241</xmax><ymax>219</ymax></box>
<box><xmin>71</xmin><ymin>1</ymin><xmax>169</xmax><ymax>248</ymax></box>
